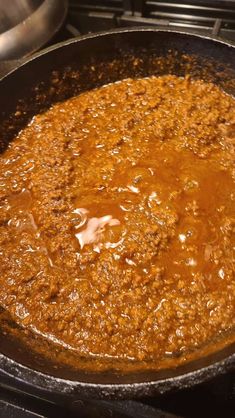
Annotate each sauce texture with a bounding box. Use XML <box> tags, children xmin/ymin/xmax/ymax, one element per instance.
<box><xmin>0</xmin><ymin>75</ymin><xmax>234</xmax><ymax>369</ymax></box>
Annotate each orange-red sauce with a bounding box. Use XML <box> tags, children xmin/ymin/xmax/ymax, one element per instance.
<box><xmin>0</xmin><ymin>75</ymin><xmax>234</xmax><ymax>370</ymax></box>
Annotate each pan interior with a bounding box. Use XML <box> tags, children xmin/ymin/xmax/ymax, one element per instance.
<box><xmin>0</xmin><ymin>30</ymin><xmax>234</xmax><ymax>385</ymax></box>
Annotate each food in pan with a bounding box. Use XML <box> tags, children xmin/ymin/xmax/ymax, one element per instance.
<box><xmin>0</xmin><ymin>74</ymin><xmax>234</xmax><ymax>370</ymax></box>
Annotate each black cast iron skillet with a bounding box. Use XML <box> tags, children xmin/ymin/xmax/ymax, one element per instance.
<box><xmin>0</xmin><ymin>28</ymin><xmax>234</xmax><ymax>402</ymax></box>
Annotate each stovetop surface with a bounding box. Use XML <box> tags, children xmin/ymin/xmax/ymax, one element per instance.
<box><xmin>1</xmin><ymin>371</ymin><xmax>235</xmax><ymax>418</ymax></box>
<box><xmin>0</xmin><ymin>1</ymin><xmax>235</xmax><ymax>417</ymax></box>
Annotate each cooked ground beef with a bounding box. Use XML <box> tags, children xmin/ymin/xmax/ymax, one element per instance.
<box><xmin>0</xmin><ymin>75</ymin><xmax>234</xmax><ymax>370</ymax></box>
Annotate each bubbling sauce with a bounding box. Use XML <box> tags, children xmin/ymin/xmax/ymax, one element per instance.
<box><xmin>0</xmin><ymin>75</ymin><xmax>234</xmax><ymax>370</ymax></box>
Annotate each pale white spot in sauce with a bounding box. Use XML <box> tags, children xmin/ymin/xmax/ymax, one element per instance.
<box><xmin>125</xmin><ymin>258</ymin><xmax>136</xmax><ymax>266</ymax></box>
<box><xmin>179</xmin><ymin>233</ymin><xmax>186</xmax><ymax>243</ymax></box>
<box><xmin>185</xmin><ymin>258</ymin><xmax>197</xmax><ymax>267</ymax></box>
<box><xmin>218</xmin><ymin>268</ymin><xmax>225</xmax><ymax>279</ymax></box>
<box><xmin>128</xmin><ymin>185</ymin><xmax>140</xmax><ymax>194</ymax></box>
<box><xmin>75</xmin><ymin>215</ymin><xmax>120</xmax><ymax>249</ymax></box>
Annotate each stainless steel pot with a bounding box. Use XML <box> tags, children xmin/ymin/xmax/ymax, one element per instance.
<box><xmin>0</xmin><ymin>0</ymin><xmax>68</xmax><ymax>60</ymax></box>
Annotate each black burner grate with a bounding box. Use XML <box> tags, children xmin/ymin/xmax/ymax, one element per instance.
<box><xmin>68</xmin><ymin>0</ymin><xmax>235</xmax><ymax>39</ymax></box>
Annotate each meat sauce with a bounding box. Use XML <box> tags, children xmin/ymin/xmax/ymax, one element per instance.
<box><xmin>0</xmin><ymin>75</ymin><xmax>234</xmax><ymax>370</ymax></box>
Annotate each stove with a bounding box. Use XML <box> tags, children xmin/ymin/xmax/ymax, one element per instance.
<box><xmin>0</xmin><ymin>1</ymin><xmax>235</xmax><ymax>417</ymax></box>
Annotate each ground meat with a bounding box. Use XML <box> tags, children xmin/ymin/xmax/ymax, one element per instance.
<box><xmin>0</xmin><ymin>75</ymin><xmax>234</xmax><ymax>370</ymax></box>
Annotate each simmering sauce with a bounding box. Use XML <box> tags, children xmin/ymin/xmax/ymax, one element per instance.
<box><xmin>0</xmin><ymin>75</ymin><xmax>234</xmax><ymax>369</ymax></box>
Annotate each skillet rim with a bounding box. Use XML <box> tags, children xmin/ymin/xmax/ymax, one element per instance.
<box><xmin>0</xmin><ymin>25</ymin><xmax>235</xmax><ymax>81</ymax></box>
